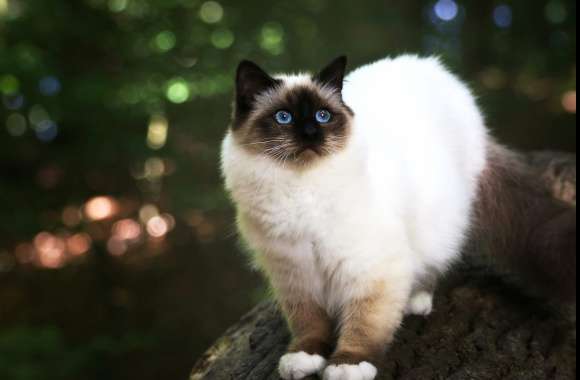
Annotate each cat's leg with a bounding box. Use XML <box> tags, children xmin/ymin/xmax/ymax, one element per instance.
<box><xmin>241</xmin><ymin>215</ymin><xmax>332</xmax><ymax>380</ymax></box>
<box><xmin>262</xmin><ymin>250</ymin><xmax>333</xmax><ymax>379</ymax></box>
<box><xmin>279</xmin><ymin>299</ymin><xmax>334</xmax><ymax>380</ymax></box>
<box><xmin>323</xmin><ymin>276</ymin><xmax>412</xmax><ymax>380</ymax></box>
<box><xmin>405</xmin><ymin>270</ymin><xmax>439</xmax><ymax>317</ymax></box>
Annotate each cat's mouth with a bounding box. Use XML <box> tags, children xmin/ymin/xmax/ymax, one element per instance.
<box><xmin>296</xmin><ymin>146</ymin><xmax>323</xmax><ymax>157</ymax></box>
<box><xmin>289</xmin><ymin>146</ymin><xmax>326</xmax><ymax>165</ymax></box>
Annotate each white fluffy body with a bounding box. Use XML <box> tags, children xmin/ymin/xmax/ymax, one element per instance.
<box><xmin>222</xmin><ymin>56</ymin><xmax>488</xmax><ymax>377</ymax></box>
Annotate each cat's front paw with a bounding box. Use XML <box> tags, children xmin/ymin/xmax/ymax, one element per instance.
<box><xmin>279</xmin><ymin>352</ymin><xmax>327</xmax><ymax>380</ymax></box>
<box><xmin>323</xmin><ymin>362</ymin><xmax>378</xmax><ymax>380</ymax></box>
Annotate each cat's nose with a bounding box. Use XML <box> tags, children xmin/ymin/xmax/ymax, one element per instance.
<box><xmin>304</xmin><ymin>124</ymin><xmax>318</xmax><ymax>137</ymax></box>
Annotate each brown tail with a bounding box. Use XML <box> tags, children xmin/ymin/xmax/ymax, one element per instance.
<box><xmin>474</xmin><ymin>143</ymin><xmax>577</xmax><ymax>302</ymax></box>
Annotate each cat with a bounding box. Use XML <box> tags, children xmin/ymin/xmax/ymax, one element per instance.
<box><xmin>221</xmin><ymin>55</ymin><xmax>576</xmax><ymax>380</ymax></box>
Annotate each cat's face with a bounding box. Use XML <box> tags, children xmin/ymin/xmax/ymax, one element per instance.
<box><xmin>231</xmin><ymin>57</ymin><xmax>354</xmax><ymax>167</ymax></box>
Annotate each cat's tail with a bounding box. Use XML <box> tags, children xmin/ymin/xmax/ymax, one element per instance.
<box><xmin>473</xmin><ymin>143</ymin><xmax>577</xmax><ymax>302</ymax></box>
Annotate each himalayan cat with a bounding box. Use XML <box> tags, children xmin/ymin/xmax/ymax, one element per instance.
<box><xmin>221</xmin><ymin>56</ymin><xmax>576</xmax><ymax>380</ymax></box>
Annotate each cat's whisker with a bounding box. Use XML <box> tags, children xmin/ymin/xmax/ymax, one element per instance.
<box><xmin>244</xmin><ymin>138</ymin><xmax>287</xmax><ymax>146</ymax></box>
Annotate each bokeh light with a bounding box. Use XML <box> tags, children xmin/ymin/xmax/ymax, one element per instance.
<box><xmin>0</xmin><ymin>75</ymin><xmax>19</xmax><ymax>95</ymax></box>
<box><xmin>107</xmin><ymin>237</ymin><xmax>128</xmax><ymax>256</ymax></box>
<box><xmin>166</xmin><ymin>79</ymin><xmax>190</xmax><ymax>104</ymax></box>
<box><xmin>35</xmin><ymin>120</ymin><xmax>59</xmax><ymax>142</ymax></box>
<box><xmin>108</xmin><ymin>0</ymin><xmax>128</xmax><ymax>13</ymax></box>
<box><xmin>494</xmin><ymin>5</ymin><xmax>513</xmax><ymax>29</ymax></box>
<box><xmin>199</xmin><ymin>1</ymin><xmax>224</xmax><ymax>24</ymax></box>
<box><xmin>62</xmin><ymin>206</ymin><xmax>83</xmax><ymax>227</ymax></box>
<box><xmin>545</xmin><ymin>0</ymin><xmax>567</xmax><ymax>24</ymax></box>
<box><xmin>434</xmin><ymin>0</ymin><xmax>459</xmax><ymax>22</ymax></box>
<box><xmin>66</xmin><ymin>234</ymin><xmax>92</xmax><ymax>256</ymax></box>
<box><xmin>260</xmin><ymin>22</ymin><xmax>285</xmax><ymax>55</ymax></box>
<box><xmin>211</xmin><ymin>28</ymin><xmax>235</xmax><ymax>49</ymax></box>
<box><xmin>6</xmin><ymin>113</ymin><xmax>27</xmax><ymax>137</ymax></box>
<box><xmin>147</xmin><ymin>115</ymin><xmax>169</xmax><ymax>150</ymax></box>
<box><xmin>34</xmin><ymin>232</ymin><xmax>67</xmax><ymax>269</ymax></box>
<box><xmin>562</xmin><ymin>91</ymin><xmax>577</xmax><ymax>113</ymax></box>
<box><xmin>139</xmin><ymin>204</ymin><xmax>159</xmax><ymax>223</ymax></box>
<box><xmin>144</xmin><ymin>157</ymin><xmax>166</xmax><ymax>180</ymax></box>
<box><xmin>3</xmin><ymin>94</ymin><xmax>25</xmax><ymax>110</ymax></box>
<box><xmin>0</xmin><ymin>0</ymin><xmax>8</xmax><ymax>15</ymax></box>
<box><xmin>113</xmin><ymin>219</ymin><xmax>142</xmax><ymax>241</ymax></box>
<box><xmin>154</xmin><ymin>31</ymin><xmax>177</xmax><ymax>53</ymax></box>
<box><xmin>28</xmin><ymin>105</ymin><xmax>50</xmax><ymax>126</ymax></box>
<box><xmin>146</xmin><ymin>216</ymin><xmax>169</xmax><ymax>238</ymax></box>
<box><xmin>85</xmin><ymin>196</ymin><xmax>119</xmax><ymax>221</ymax></box>
<box><xmin>39</xmin><ymin>76</ymin><xmax>62</xmax><ymax>96</ymax></box>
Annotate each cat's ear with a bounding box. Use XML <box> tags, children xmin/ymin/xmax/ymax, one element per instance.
<box><xmin>236</xmin><ymin>60</ymin><xmax>279</xmax><ymax>114</ymax></box>
<box><xmin>315</xmin><ymin>56</ymin><xmax>348</xmax><ymax>92</ymax></box>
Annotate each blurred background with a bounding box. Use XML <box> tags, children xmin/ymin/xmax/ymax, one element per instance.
<box><xmin>0</xmin><ymin>0</ymin><xmax>576</xmax><ymax>379</ymax></box>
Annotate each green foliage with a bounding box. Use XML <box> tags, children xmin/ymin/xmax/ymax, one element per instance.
<box><xmin>0</xmin><ymin>327</ymin><xmax>154</xmax><ymax>380</ymax></box>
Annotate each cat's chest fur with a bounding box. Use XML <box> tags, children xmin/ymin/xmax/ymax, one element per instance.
<box><xmin>223</xmin><ymin>134</ymin><xmax>361</xmax><ymax>240</ymax></box>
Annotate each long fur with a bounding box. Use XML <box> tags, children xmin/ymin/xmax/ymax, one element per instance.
<box><xmin>221</xmin><ymin>55</ymin><xmax>577</xmax><ymax>380</ymax></box>
<box><xmin>475</xmin><ymin>143</ymin><xmax>577</xmax><ymax>301</ymax></box>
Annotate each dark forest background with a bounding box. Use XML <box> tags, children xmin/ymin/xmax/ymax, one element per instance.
<box><xmin>0</xmin><ymin>0</ymin><xmax>576</xmax><ymax>379</ymax></box>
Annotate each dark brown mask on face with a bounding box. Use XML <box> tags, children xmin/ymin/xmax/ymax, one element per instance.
<box><xmin>231</xmin><ymin>57</ymin><xmax>354</xmax><ymax>167</ymax></box>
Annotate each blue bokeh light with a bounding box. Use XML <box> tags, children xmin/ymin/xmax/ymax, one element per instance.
<box><xmin>36</xmin><ymin>120</ymin><xmax>59</xmax><ymax>142</ymax></box>
<box><xmin>39</xmin><ymin>76</ymin><xmax>62</xmax><ymax>96</ymax></box>
<box><xmin>3</xmin><ymin>94</ymin><xmax>25</xmax><ymax>110</ymax></box>
<box><xmin>434</xmin><ymin>0</ymin><xmax>459</xmax><ymax>22</ymax></box>
<box><xmin>494</xmin><ymin>5</ymin><xmax>513</xmax><ymax>28</ymax></box>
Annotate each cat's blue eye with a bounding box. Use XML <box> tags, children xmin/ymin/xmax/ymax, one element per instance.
<box><xmin>275</xmin><ymin>111</ymin><xmax>293</xmax><ymax>125</ymax></box>
<box><xmin>315</xmin><ymin>109</ymin><xmax>332</xmax><ymax>124</ymax></box>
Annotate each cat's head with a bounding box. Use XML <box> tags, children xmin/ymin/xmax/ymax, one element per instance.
<box><xmin>230</xmin><ymin>57</ymin><xmax>354</xmax><ymax>167</ymax></box>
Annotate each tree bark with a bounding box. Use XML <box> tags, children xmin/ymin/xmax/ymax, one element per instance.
<box><xmin>191</xmin><ymin>152</ymin><xmax>577</xmax><ymax>380</ymax></box>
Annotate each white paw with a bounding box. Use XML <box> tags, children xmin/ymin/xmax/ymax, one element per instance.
<box><xmin>405</xmin><ymin>291</ymin><xmax>434</xmax><ymax>316</ymax></box>
<box><xmin>279</xmin><ymin>351</ymin><xmax>327</xmax><ymax>380</ymax></box>
<box><xmin>323</xmin><ymin>362</ymin><xmax>378</xmax><ymax>380</ymax></box>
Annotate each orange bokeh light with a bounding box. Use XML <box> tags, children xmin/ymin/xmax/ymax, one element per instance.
<box><xmin>562</xmin><ymin>91</ymin><xmax>577</xmax><ymax>114</ymax></box>
<box><xmin>107</xmin><ymin>237</ymin><xmax>128</xmax><ymax>256</ymax></box>
<box><xmin>34</xmin><ymin>232</ymin><xmax>67</xmax><ymax>269</ymax></box>
<box><xmin>147</xmin><ymin>216</ymin><xmax>169</xmax><ymax>238</ymax></box>
<box><xmin>85</xmin><ymin>196</ymin><xmax>119</xmax><ymax>221</ymax></box>
<box><xmin>113</xmin><ymin>219</ymin><xmax>142</xmax><ymax>241</ymax></box>
<box><xmin>67</xmin><ymin>233</ymin><xmax>92</xmax><ymax>256</ymax></box>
